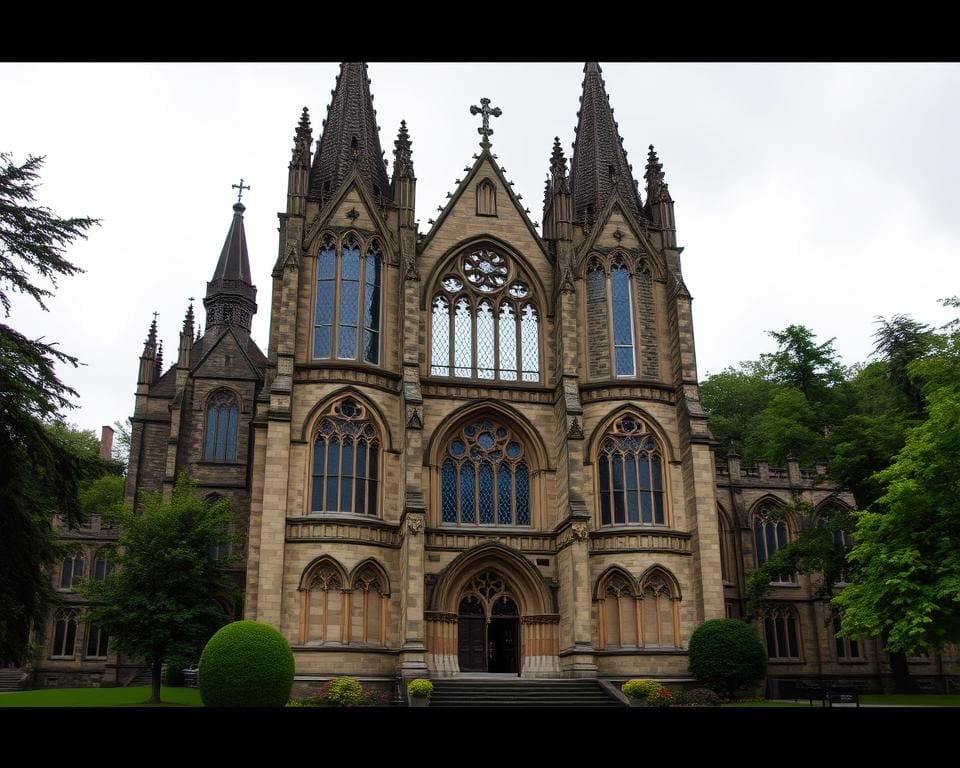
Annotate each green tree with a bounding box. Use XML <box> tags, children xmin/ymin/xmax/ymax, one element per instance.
<box><xmin>0</xmin><ymin>153</ymin><xmax>99</xmax><ymax>662</ymax></box>
<box><xmin>834</xmin><ymin>331</ymin><xmax>960</xmax><ymax>662</ymax></box>
<box><xmin>688</xmin><ymin>619</ymin><xmax>767</xmax><ymax>698</ymax></box>
<box><xmin>79</xmin><ymin>475</ymin><xmax>237</xmax><ymax>704</ymax></box>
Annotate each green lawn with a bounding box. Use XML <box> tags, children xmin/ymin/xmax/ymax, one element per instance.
<box><xmin>721</xmin><ymin>700</ymin><xmax>811</xmax><ymax>707</ymax></box>
<box><xmin>0</xmin><ymin>686</ymin><xmax>203</xmax><ymax>707</ymax></box>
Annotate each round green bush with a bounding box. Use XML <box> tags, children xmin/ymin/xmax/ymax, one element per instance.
<box><xmin>621</xmin><ymin>679</ymin><xmax>662</xmax><ymax>701</ymax></box>
<box><xmin>199</xmin><ymin>620</ymin><xmax>295</xmax><ymax>707</ymax></box>
<box><xmin>327</xmin><ymin>677</ymin><xmax>364</xmax><ymax>706</ymax></box>
<box><xmin>688</xmin><ymin>618</ymin><xmax>767</xmax><ymax>698</ymax></box>
<box><xmin>407</xmin><ymin>678</ymin><xmax>434</xmax><ymax>698</ymax></box>
<box><xmin>683</xmin><ymin>687</ymin><xmax>721</xmax><ymax>706</ymax></box>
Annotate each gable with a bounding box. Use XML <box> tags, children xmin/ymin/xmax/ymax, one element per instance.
<box><xmin>577</xmin><ymin>200</ymin><xmax>665</xmax><ymax>279</ymax></box>
<box><xmin>192</xmin><ymin>329</ymin><xmax>263</xmax><ymax>381</ymax></box>
<box><xmin>418</xmin><ymin>156</ymin><xmax>553</xmax><ymax>302</ymax></box>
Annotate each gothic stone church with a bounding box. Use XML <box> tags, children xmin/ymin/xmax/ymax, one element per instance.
<box><xmin>37</xmin><ymin>63</ymin><xmax>951</xmax><ymax>694</ymax></box>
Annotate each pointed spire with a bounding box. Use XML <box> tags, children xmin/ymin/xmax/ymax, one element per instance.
<box><xmin>183</xmin><ymin>302</ymin><xmax>195</xmax><ymax>333</ymax></box>
<box><xmin>154</xmin><ymin>340</ymin><xmax>164</xmax><ymax>379</ymax></box>
<box><xmin>569</xmin><ymin>62</ymin><xmax>643</xmax><ymax>228</ymax></box>
<box><xmin>138</xmin><ymin>314</ymin><xmax>158</xmax><ymax>385</ymax></box>
<box><xmin>309</xmin><ymin>63</ymin><xmax>390</xmax><ymax>205</ymax></box>
<box><xmin>195</xmin><ymin>325</ymin><xmax>202</xmax><ymax>343</ymax></box>
<box><xmin>391</xmin><ymin>120</ymin><xmax>417</xmax><ymax>230</ymax></box>
<box><xmin>204</xmin><ymin>199</ymin><xmax>258</xmax><ymax>334</ymax></box>
<box><xmin>178</xmin><ymin>302</ymin><xmax>195</xmax><ymax>369</ymax></box>
<box><xmin>290</xmin><ymin>107</ymin><xmax>312</xmax><ymax>171</ymax></box>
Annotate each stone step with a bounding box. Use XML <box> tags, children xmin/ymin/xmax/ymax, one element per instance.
<box><xmin>428</xmin><ymin>678</ymin><xmax>624</xmax><ymax>708</ymax></box>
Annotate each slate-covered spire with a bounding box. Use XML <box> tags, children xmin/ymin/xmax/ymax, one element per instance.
<box><xmin>569</xmin><ymin>62</ymin><xmax>643</xmax><ymax>229</ymax></box>
<box><xmin>391</xmin><ymin>120</ymin><xmax>416</xmax><ymax>228</ymax></box>
<box><xmin>309</xmin><ymin>62</ymin><xmax>391</xmax><ymax>206</ymax></box>
<box><xmin>204</xmin><ymin>200</ymin><xmax>258</xmax><ymax>335</ymax></box>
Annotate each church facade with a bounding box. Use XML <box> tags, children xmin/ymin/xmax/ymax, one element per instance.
<box><xmin>30</xmin><ymin>63</ymin><xmax>957</xmax><ymax>694</ymax></box>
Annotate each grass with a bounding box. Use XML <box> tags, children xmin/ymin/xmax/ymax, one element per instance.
<box><xmin>721</xmin><ymin>700</ymin><xmax>810</xmax><ymax>707</ymax></box>
<box><xmin>859</xmin><ymin>694</ymin><xmax>960</xmax><ymax>706</ymax></box>
<box><xmin>0</xmin><ymin>686</ymin><xmax>203</xmax><ymax>707</ymax></box>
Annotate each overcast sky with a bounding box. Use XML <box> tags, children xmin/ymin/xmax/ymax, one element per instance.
<box><xmin>6</xmin><ymin>62</ymin><xmax>960</xmax><ymax>437</ymax></box>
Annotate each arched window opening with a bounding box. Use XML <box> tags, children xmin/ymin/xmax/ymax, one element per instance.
<box><xmin>311</xmin><ymin>398</ymin><xmax>380</xmax><ymax>516</ymax></box>
<box><xmin>203</xmin><ymin>390</ymin><xmax>239</xmax><ymax>462</ymax></box>
<box><xmin>93</xmin><ymin>550</ymin><xmax>113</xmax><ymax>581</ymax></box>
<box><xmin>639</xmin><ymin>571</ymin><xmax>680</xmax><ymax>648</ymax></box>
<box><xmin>441</xmin><ymin>417</ymin><xmax>530</xmax><ymax>527</ymax></box>
<box><xmin>753</xmin><ymin>506</ymin><xmax>793</xmax><ymax>582</ymax></box>
<box><xmin>586</xmin><ymin>255</ymin><xmax>639</xmax><ymax>379</ymax></box>
<box><xmin>313</xmin><ymin>235</ymin><xmax>382</xmax><ymax>365</ymax></box>
<box><xmin>51</xmin><ymin>609</ymin><xmax>78</xmax><ymax>658</ymax></box>
<box><xmin>351</xmin><ymin>564</ymin><xmax>388</xmax><ymax>645</ymax></box>
<box><xmin>597</xmin><ymin>415</ymin><xmax>665</xmax><ymax>526</ymax></box>
<box><xmin>833</xmin><ymin>615</ymin><xmax>861</xmax><ymax>660</ymax></box>
<box><xmin>763</xmin><ymin>606</ymin><xmax>800</xmax><ymax>659</ymax></box>
<box><xmin>305</xmin><ymin>561</ymin><xmax>345</xmax><ymax>644</ymax></box>
<box><xmin>597</xmin><ymin>571</ymin><xmax>638</xmax><ymax>649</ymax></box>
<box><xmin>59</xmin><ymin>553</ymin><xmax>85</xmax><ymax>590</ymax></box>
<box><xmin>430</xmin><ymin>248</ymin><xmax>540</xmax><ymax>382</ymax></box>
<box><xmin>476</xmin><ymin>179</ymin><xmax>497</xmax><ymax>216</ymax></box>
<box><xmin>85</xmin><ymin>624</ymin><xmax>109</xmax><ymax>658</ymax></box>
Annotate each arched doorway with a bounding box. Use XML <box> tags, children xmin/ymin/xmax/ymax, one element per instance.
<box><xmin>456</xmin><ymin>571</ymin><xmax>520</xmax><ymax>674</ymax></box>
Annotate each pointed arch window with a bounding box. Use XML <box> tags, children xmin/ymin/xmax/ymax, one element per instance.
<box><xmin>59</xmin><ymin>553</ymin><xmax>85</xmax><ymax>590</ymax></box>
<box><xmin>203</xmin><ymin>390</ymin><xmax>239</xmax><ymax>462</ymax></box>
<box><xmin>93</xmin><ymin>549</ymin><xmax>113</xmax><ymax>581</ymax></box>
<box><xmin>51</xmin><ymin>609</ymin><xmax>78</xmax><ymax>658</ymax></box>
<box><xmin>85</xmin><ymin>624</ymin><xmax>109</xmax><ymax>658</ymax></box>
<box><xmin>597</xmin><ymin>415</ymin><xmax>665</xmax><ymax>526</ymax></box>
<box><xmin>313</xmin><ymin>235</ymin><xmax>382</xmax><ymax>365</ymax></box>
<box><xmin>763</xmin><ymin>606</ymin><xmax>801</xmax><ymax>659</ymax></box>
<box><xmin>310</xmin><ymin>398</ymin><xmax>380</xmax><ymax>516</ymax></box>
<box><xmin>753</xmin><ymin>506</ymin><xmax>793</xmax><ymax>583</ymax></box>
<box><xmin>440</xmin><ymin>417</ymin><xmax>530</xmax><ymax>526</ymax></box>
<box><xmin>431</xmin><ymin>248</ymin><xmax>540</xmax><ymax>382</ymax></box>
<box><xmin>586</xmin><ymin>256</ymin><xmax>638</xmax><ymax>379</ymax></box>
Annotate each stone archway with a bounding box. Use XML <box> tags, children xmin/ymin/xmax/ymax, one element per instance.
<box><xmin>424</xmin><ymin>543</ymin><xmax>560</xmax><ymax>677</ymax></box>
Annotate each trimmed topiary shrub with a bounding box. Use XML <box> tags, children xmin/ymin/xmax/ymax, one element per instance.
<box><xmin>407</xmin><ymin>678</ymin><xmax>433</xmax><ymax>698</ymax></box>
<box><xmin>688</xmin><ymin>618</ymin><xmax>767</xmax><ymax>698</ymax></box>
<box><xmin>199</xmin><ymin>620</ymin><xmax>295</xmax><ymax>707</ymax></box>
<box><xmin>621</xmin><ymin>679</ymin><xmax>662</xmax><ymax>702</ymax></box>
<box><xmin>326</xmin><ymin>677</ymin><xmax>364</xmax><ymax>706</ymax></box>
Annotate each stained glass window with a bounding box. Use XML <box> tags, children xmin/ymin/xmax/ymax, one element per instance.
<box><xmin>311</xmin><ymin>399</ymin><xmax>379</xmax><ymax>516</ymax></box>
<box><xmin>441</xmin><ymin>417</ymin><xmax>530</xmax><ymax>526</ymax></box>
<box><xmin>431</xmin><ymin>248</ymin><xmax>539</xmax><ymax>382</ymax></box>
<box><xmin>610</xmin><ymin>263</ymin><xmax>636</xmax><ymax>376</ymax></box>
<box><xmin>313</xmin><ymin>235</ymin><xmax>382</xmax><ymax>365</ymax></box>
<box><xmin>597</xmin><ymin>416</ymin><xmax>666</xmax><ymax>527</ymax></box>
<box><xmin>203</xmin><ymin>390</ymin><xmax>238</xmax><ymax>462</ymax></box>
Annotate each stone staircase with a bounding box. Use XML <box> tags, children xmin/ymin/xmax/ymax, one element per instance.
<box><xmin>0</xmin><ymin>669</ymin><xmax>29</xmax><ymax>692</ymax></box>
<box><xmin>126</xmin><ymin>668</ymin><xmax>153</xmax><ymax>687</ymax></box>
<box><xmin>428</xmin><ymin>678</ymin><xmax>624</xmax><ymax>708</ymax></box>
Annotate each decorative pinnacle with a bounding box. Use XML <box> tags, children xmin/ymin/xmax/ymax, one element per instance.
<box><xmin>184</xmin><ymin>300</ymin><xmax>195</xmax><ymax>331</ymax></box>
<box><xmin>146</xmin><ymin>313</ymin><xmax>158</xmax><ymax>346</ymax></box>
<box><xmin>155</xmin><ymin>340</ymin><xmax>164</xmax><ymax>376</ymax></box>
<box><xmin>469</xmin><ymin>97</ymin><xmax>502</xmax><ymax>149</ymax></box>
<box><xmin>550</xmin><ymin>136</ymin><xmax>568</xmax><ymax>178</ymax></box>
<box><xmin>297</xmin><ymin>106</ymin><xmax>311</xmax><ymax>133</ymax></box>
<box><xmin>232</xmin><ymin>178</ymin><xmax>250</xmax><ymax>204</ymax></box>
<box><xmin>645</xmin><ymin>144</ymin><xmax>664</xmax><ymax>184</ymax></box>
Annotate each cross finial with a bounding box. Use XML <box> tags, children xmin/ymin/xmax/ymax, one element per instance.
<box><xmin>152</xmin><ymin>311</ymin><xmax>159</xmax><ymax>322</ymax></box>
<box><xmin>469</xmin><ymin>97</ymin><xmax>502</xmax><ymax>149</ymax></box>
<box><xmin>231</xmin><ymin>178</ymin><xmax>250</xmax><ymax>203</ymax></box>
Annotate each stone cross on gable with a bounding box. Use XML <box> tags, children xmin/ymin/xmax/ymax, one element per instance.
<box><xmin>470</xmin><ymin>98</ymin><xmax>502</xmax><ymax>148</ymax></box>
<box><xmin>232</xmin><ymin>178</ymin><xmax>250</xmax><ymax>203</ymax></box>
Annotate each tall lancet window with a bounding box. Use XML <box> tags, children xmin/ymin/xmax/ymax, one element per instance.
<box><xmin>313</xmin><ymin>234</ymin><xmax>382</xmax><ymax>365</ymax></box>
<box><xmin>586</xmin><ymin>255</ymin><xmax>638</xmax><ymax>379</ymax></box>
<box><xmin>596</xmin><ymin>415</ymin><xmax>666</xmax><ymax>526</ymax></box>
<box><xmin>203</xmin><ymin>390</ymin><xmax>239</xmax><ymax>462</ymax></box>
<box><xmin>310</xmin><ymin>398</ymin><xmax>380</xmax><ymax>516</ymax></box>
<box><xmin>430</xmin><ymin>247</ymin><xmax>540</xmax><ymax>382</ymax></box>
